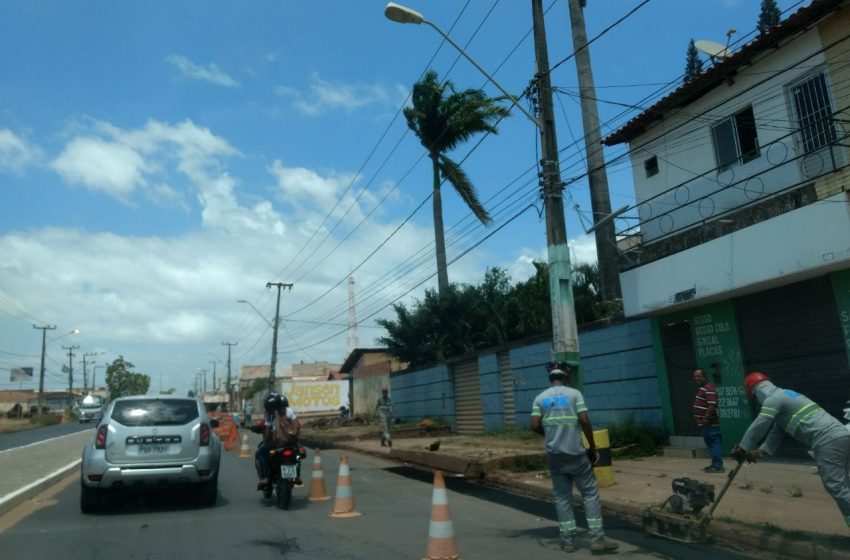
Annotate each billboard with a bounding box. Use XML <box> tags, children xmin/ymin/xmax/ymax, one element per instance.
<box><xmin>10</xmin><ymin>367</ymin><xmax>33</xmax><ymax>382</ymax></box>
<box><xmin>279</xmin><ymin>380</ymin><xmax>348</xmax><ymax>415</ymax></box>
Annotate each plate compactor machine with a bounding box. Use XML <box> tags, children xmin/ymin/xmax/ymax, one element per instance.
<box><xmin>642</xmin><ymin>460</ymin><xmax>743</xmax><ymax>543</ymax></box>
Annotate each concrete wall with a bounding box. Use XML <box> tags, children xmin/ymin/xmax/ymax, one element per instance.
<box><xmin>352</xmin><ymin>374</ymin><xmax>388</xmax><ymax>417</ymax></box>
<box><xmin>391</xmin><ymin>363</ymin><xmax>455</xmax><ymax>431</ymax></box>
<box><xmin>388</xmin><ymin>318</ymin><xmax>663</xmax><ymax>434</ymax></box>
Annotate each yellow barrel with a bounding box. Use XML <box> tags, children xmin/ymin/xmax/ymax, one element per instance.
<box><xmin>582</xmin><ymin>429</ymin><xmax>614</xmax><ymax>488</ymax></box>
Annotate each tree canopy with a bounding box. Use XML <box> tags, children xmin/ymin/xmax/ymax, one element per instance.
<box><xmin>377</xmin><ymin>263</ymin><xmax>622</xmax><ymax>366</ymax></box>
<box><xmin>105</xmin><ymin>356</ymin><xmax>150</xmax><ymax>400</ymax></box>
<box><xmin>684</xmin><ymin>39</ymin><xmax>704</xmax><ymax>82</ymax></box>
<box><xmin>757</xmin><ymin>0</ymin><xmax>781</xmax><ymax>35</ymax></box>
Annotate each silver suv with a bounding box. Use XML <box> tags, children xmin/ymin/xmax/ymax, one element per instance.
<box><xmin>80</xmin><ymin>396</ymin><xmax>221</xmax><ymax>513</ymax></box>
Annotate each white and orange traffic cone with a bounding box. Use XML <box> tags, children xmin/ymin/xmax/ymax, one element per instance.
<box><xmin>423</xmin><ymin>470</ymin><xmax>461</xmax><ymax>560</ymax></box>
<box><xmin>307</xmin><ymin>448</ymin><xmax>330</xmax><ymax>501</ymax></box>
<box><xmin>329</xmin><ymin>454</ymin><xmax>361</xmax><ymax>518</ymax></box>
<box><xmin>239</xmin><ymin>432</ymin><xmax>251</xmax><ymax>458</ymax></box>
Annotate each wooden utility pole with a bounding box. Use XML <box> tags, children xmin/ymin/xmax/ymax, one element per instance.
<box><xmin>63</xmin><ymin>345</ymin><xmax>79</xmax><ymax>394</ymax></box>
<box><xmin>567</xmin><ymin>0</ymin><xmax>622</xmax><ymax>301</ymax></box>
<box><xmin>222</xmin><ymin>341</ymin><xmax>237</xmax><ymax>411</ymax></box>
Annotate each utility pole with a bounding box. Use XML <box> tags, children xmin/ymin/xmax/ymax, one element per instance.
<box><xmin>532</xmin><ymin>0</ymin><xmax>581</xmax><ymax>379</ymax></box>
<box><xmin>33</xmin><ymin>325</ymin><xmax>56</xmax><ymax>413</ymax></box>
<box><xmin>210</xmin><ymin>360</ymin><xmax>218</xmax><ymax>391</ymax></box>
<box><xmin>63</xmin><ymin>345</ymin><xmax>80</xmax><ymax>395</ymax></box>
<box><xmin>82</xmin><ymin>352</ymin><xmax>99</xmax><ymax>393</ymax></box>
<box><xmin>266</xmin><ymin>282</ymin><xmax>293</xmax><ymax>388</ymax></box>
<box><xmin>567</xmin><ymin>0</ymin><xmax>621</xmax><ymax>301</ymax></box>
<box><xmin>198</xmin><ymin>369</ymin><xmax>208</xmax><ymax>393</ymax></box>
<box><xmin>92</xmin><ymin>365</ymin><xmax>102</xmax><ymax>392</ymax></box>
<box><xmin>222</xmin><ymin>341</ymin><xmax>237</xmax><ymax>411</ymax></box>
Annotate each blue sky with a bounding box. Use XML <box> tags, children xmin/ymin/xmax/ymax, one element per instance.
<box><xmin>0</xmin><ymin>0</ymin><xmax>805</xmax><ymax>394</ymax></box>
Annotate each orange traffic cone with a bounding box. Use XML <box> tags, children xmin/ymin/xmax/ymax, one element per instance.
<box><xmin>239</xmin><ymin>432</ymin><xmax>251</xmax><ymax>458</ymax></box>
<box><xmin>423</xmin><ymin>470</ymin><xmax>461</xmax><ymax>560</ymax></box>
<box><xmin>224</xmin><ymin>424</ymin><xmax>239</xmax><ymax>452</ymax></box>
<box><xmin>329</xmin><ymin>454</ymin><xmax>361</xmax><ymax>518</ymax></box>
<box><xmin>308</xmin><ymin>449</ymin><xmax>330</xmax><ymax>501</ymax></box>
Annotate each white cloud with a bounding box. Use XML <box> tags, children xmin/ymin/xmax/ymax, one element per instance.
<box><xmin>51</xmin><ymin>137</ymin><xmax>148</xmax><ymax>198</ymax></box>
<box><xmin>275</xmin><ymin>72</ymin><xmax>404</xmax><ymax>117</ymax></box>
<box><xmin>267</xmin><ymin>160</ymin><xmax>358</xmax><ymax>212</ymax></box>
<box><xmin>0</xmin><ymin>128</ymin><xmax>43</xmax><ymax>173</ymax></box>
<box><xmin>166</xmin><ymin>55</ymin><xmax>239</xmax><ymax>87</ymax></box>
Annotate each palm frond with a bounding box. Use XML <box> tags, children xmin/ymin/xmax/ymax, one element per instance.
<box><xmin>439</xmin><ymin>155</ymin><xmax>491</xmax><ymax>225</ymax></box>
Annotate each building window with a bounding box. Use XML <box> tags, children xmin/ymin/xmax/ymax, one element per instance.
<box><xmin>711</xmin><ymin>106</ymin><xmax>760</xmax><ymax>170</ymax></box>
<box><xmin>789</xmin><ymin>71</ymin><xmax>836</xmax><ymax>154</ymax></box>
<box><xmin>644</xmin><ymin>156</ymin><xmax>659</xmax><ymax>177</ymax></box>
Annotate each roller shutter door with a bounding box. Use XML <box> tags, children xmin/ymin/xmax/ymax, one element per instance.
<box><xmin>736</xmin><ymin>276</ymin><xmax>849</xmax><ymax>457</ymax></box>
<box><xmin>498</xmin><ymin>351</ymin><xmax>516</xmax><ymax>426</ymax></box>
<box><xmin>453</xmin><ymin>359</ymin><xmax>483</xmax><ymax>435</ymax></box>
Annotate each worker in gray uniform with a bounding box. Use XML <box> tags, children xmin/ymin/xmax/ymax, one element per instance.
<box><xmin>376</xmin><ymin>386</ymin><xmax>394</xmax><ymax>447</ymax></box>
<box><xmin>734</xmin><ymin>372</ymin><xmax>850</xmax><ymax>529</ymax></box>
<box><xmin>530</xmin><ymin>362</ymin><xmax>619</xmax><ymax>554</ymax></box>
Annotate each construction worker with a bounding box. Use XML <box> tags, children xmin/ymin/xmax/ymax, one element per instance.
<box><xmin>376</xmin><ymin>386</ymin><xmax>394</xmax><ymax>447</ymax></box>
<box><xmin>734</xmin><ymin>372</ymin><xmax>850</xmax><ymax>529</ymax></box>
<box><xmin>530</xmin><ymin>362</ymin><xmax>619</xmax><ymax>554</ymax></box>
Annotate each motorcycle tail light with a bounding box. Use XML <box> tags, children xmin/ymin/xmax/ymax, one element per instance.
<box><xmin>282</xmin><ymin>448</ymin><xmax>294</xmax><ymax>457</ymax></box>
<box><xmin>200</xmin><ymin>423</ymin><xmax>210</xmax><ymax>446</ymax></box>
<box><xmin>95</xmin><ymin>425</ymin><xmax>108</xmax><ymax>449</ymax></box>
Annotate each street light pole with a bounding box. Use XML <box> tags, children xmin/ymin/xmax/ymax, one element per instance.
<box><xmin>385</xmin><ymin>2</ymin><xmax>581</xmax><ymax>377</ymax></box>
<box><xmin>265</xmin><ymin>282</ymin><xmax>293</xmax><ymax>389</ymax></box>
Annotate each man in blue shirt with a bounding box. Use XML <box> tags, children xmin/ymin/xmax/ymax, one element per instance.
<box><xmin>531</xmin><ymin>362</ymin><xmax>619</xmax><ymax>554</ymax></box>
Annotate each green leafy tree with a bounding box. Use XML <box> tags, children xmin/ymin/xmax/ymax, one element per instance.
<box><xmin>684</xmin><ymin>39</ymin><xmax>704</xmax><ymax>82</ymax></box>
<box><xmin>244</xmin><ymin>378</ymin><xmax>268</xmax><ymax>400</ymax></box>
<box><xmin>403</xmin><ymin>69</ymin><xmax>510</xmax><ymax>296</ymax></box>
<box><xmin>757</xmin><ymin>0</ymin><xmax>781</xmax><ymax>35</ymax></box>
<box><xmin>105</xmin><ymin>356</ymin><xmax>150</xmax><ymax>400</ymax></box>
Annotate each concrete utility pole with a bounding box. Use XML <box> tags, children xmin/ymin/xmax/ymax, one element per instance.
<box><xmin>532</xmin><ymin>0</ymin><xmax>581</xmax><ymax>379</ymax></box>
<box><xmin>82</xmin><ymin>352</ymin><xmax>99</xmax><ymax>393</ymax></box>
<box><xmin>63</xmin><ymin>345</ymin><xmax>79</xmax><ymax>394</ymax></box>
<box><xmin>210</xmin><ymin>360</ymin><xmax>218</xmax><ymax>391</ymax></box>
<box><xmin>567</xmin><ymin>0</ymin><xmax>621</xmax><ymax>301</ymax></box>
<box><xmin>33</xmin><ymin>325</ymin><xmax>56</xmax><ymax>412</ymax></box>
<box><xmin>266</xmin><ymin>282</ymin><xmax>293</xmax><ymax>387</ymax></box>
<box><xmin>222</xmin><ymin>341</ymin><xmax>237</xmax><ymax>410</ymax></box>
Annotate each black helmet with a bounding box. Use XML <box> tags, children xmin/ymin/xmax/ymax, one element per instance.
<box><xmin>546</xmin><ymin>361</ymin><xmax>571</xmax><ymax>380</ymax></box>
<box><xmin>264</xmin><ymin>392</ymin><xmax>282</xmax><ymax>414</ymax></box>
<box><xmin>280</xmin><ymin>395</ymin><xmax>289</xmax><ymax>410</ymax></box>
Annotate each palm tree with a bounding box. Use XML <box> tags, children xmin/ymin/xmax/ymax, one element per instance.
<box><xmin>403</xmin><ymin>69</ymin><xmax>510</xmax><ymax>295</ymax></box>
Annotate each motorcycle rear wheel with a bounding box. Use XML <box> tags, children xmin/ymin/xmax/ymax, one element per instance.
<box><xmin>275</xmin><ymin>480</ymin><xmax>293</xmax><ymax>510</ymax></box>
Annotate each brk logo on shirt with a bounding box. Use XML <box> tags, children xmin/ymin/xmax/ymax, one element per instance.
<box><xmin>541</xmin><ymin>395</ymin><xmax>571</xmax><ymax>411</ymax></box>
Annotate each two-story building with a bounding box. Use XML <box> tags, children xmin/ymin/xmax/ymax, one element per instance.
<box><xmin>603</xmin><ymin>0</ymin><xmax>850</xmax><ymax>451</ymax></box>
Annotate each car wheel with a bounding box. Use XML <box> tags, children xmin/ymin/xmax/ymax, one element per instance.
<box><xmin>196</xmin><ymin>478</ymin><xmax>218</xmax><ymax>506</ymax></box>
<box><xmin>80</xmin><ymin>483</ymin><xmax>100</xmax><ymax>514</ymax></box>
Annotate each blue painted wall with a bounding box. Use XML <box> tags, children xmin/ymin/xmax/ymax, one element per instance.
<box><xmin>391</xmin><ymin>363</ymin><xmax>456</xmax><ymax>431</ymax></box>
<box><xmin>389</xmin><ymin>318</ymin><xmax>663</xmax><ymax>433</ymax></box>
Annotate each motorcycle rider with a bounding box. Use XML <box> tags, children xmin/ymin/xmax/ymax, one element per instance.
<box><xmin>252</xmin><ymin>392</ymin><xmax>302</xmax><ymax>489</ymax></box>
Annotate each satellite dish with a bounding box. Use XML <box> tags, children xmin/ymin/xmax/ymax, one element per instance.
<box><xmin>695</xmin><ymin>39</ymin><xmax>731</xmax><ymax>59</ymax></box>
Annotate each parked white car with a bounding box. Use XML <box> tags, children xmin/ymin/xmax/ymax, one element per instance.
<box><xmin>80</xmin><ymin>395</ymin><xmax>221</xmax><ymax>513</ymax></box>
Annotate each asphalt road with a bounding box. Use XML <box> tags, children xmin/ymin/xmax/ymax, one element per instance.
<box><xmin>0</xmin><ymin>422</ymin><xmax>93</xmax><ymax>451</ymax></box>
<box><xmin>0</xmin><ymin>444</ymin><xmax>754</xmax><ymax>559</ymax></box>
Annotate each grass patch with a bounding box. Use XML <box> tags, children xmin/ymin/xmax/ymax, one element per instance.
<box><xmin>758</xmin><ymin>485</ymin><xmax>774</xmax><ymax>494</ymax></box>
<box><xmin>788</xmin><ymin>484</ymin><xmax>803</xmax><ymax>498</ymax></box>
<box><xmin>738</xmin><ymin>480</ymin><xmax>754</xmax><ymax>491</ymax></box>
<box><xmin>606</xmin><ymin>417</ymin><xmax>667</xmax><ymax>458</ymax></box>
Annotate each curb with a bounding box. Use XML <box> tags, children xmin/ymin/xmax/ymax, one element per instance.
<box><xmin>0</xmin><ymin>459</ymin><xmax>80</xmax><ymax>517</ymax></box>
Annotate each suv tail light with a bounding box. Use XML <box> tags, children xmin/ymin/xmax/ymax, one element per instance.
<box><xmin>95</xmin><ymin>425</ymin><xmax>108</xmax><ymax>449</ymax></box>
<box><xmin>200</xmin><ymin>423</ymin><xmax>210</xmax><ymax>446</ymax></box>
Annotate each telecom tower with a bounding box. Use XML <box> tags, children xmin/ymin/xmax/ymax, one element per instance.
<box><xmin>347</xmin><ymin>276</ymin><xmax>359</xmax><ymax>356</ymax></box>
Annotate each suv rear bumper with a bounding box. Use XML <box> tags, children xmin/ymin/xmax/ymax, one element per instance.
<box><xmin>81</xmin><ymin>450</ymin><xmax>219</xmax><ymax>489</ymax></box>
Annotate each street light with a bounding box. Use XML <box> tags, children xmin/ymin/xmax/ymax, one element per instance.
<box><xmin>385</xmin><ymin>2</ymin><xmax>581</xmax><ymax>376</ymax></box>
<box><xmin>236</xmin><ymin>299</ymin><xmax>274</xmax><ymax>328</ymax></box>
<box><xmin>384</xmin><ymin>2</ymin><xmax>540</xmax><ymax>128</ymax></box>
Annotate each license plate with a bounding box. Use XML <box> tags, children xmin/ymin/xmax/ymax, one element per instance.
<box><xmin>138</xmin><ymin>444</ymin><xmax>168</xmax><ymax>454</ymax></box>
<box><xmin>280</xmin><ymin>464</ymin><xmax>298</xmax><ymax>479</ymax></box>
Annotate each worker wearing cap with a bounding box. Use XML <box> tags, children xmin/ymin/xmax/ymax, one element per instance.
<box><xmin>531</xmin><ymin>362</ymin><xmax>619</xmax><ymax>554</ymax></box>
<box><xmin>735</xmin><ymin>372</ymin><xmax>850</xmax><ymax>528</ymax></box>
<box><xmin>376</xmin><ymin>386</ymin><xmax>394</xmax><ymax>447</ymax></box>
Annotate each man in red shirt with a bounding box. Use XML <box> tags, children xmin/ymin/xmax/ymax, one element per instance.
<box><xmin>693</xmin><ymin>367</ymin><xmax>724</xmax><ymax>473</ymax></box>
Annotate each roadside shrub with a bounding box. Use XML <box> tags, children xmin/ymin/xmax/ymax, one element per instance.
<box><xmin>606</xmin><ymin>417</ymin><xmax>666</xmax><ymax>458</ymax></box>
<box><xmin>30</xmin><ymin>414</ymin><xmax>61</xmax><ymax>428</ymax></box>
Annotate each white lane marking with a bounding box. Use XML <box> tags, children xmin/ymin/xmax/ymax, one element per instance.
<box><xmin>0</xmin><ymin>459</ymin><xmax>81</xmax><ymax>508</ymax></box>
<box><xmin>0</xmin><ymin>431</ymin><xmax>89</xmax><ymax>455</ymax></box>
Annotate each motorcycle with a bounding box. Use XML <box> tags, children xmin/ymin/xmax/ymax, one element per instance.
<box><xmin>264</xmin><ymin>444</ymin><xmax>304</xmax><ymax>510</ymax></box>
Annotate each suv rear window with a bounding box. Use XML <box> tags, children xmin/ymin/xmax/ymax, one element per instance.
<box><xmin>111</xmin><ymin>399</ymin><xmax>200</xmax><ymax>427</ymax></box>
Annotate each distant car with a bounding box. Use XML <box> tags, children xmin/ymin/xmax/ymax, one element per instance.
<box><xmin>74</xmin><ymin>394</ymin><xmax>105</xmax><ymax>423</ymax></box>
<box><xmin>80</xmin><ymin>395</ymin><xmax>221</xmax><ymax>513</ymax></box>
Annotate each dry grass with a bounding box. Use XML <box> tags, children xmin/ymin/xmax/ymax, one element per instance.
<box><xmin>0</xmin><ymin>418</ymin><xmax>37</xmax><ymax>435</ymax></box>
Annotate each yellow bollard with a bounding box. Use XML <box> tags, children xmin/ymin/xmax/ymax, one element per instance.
<box><xmin>582</xmin><ymin>429</ymin><xmax>615</xmax><ymax>488</ymax></box>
